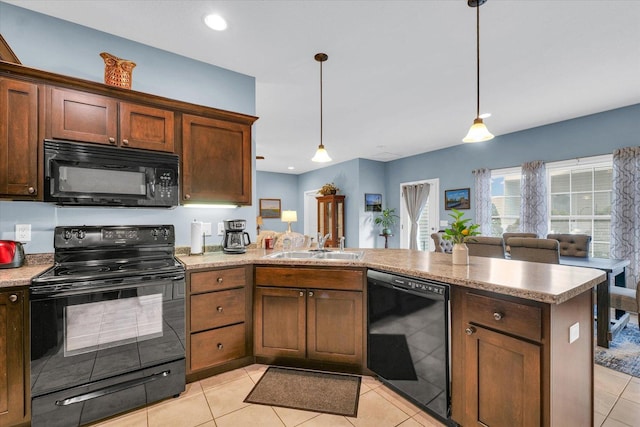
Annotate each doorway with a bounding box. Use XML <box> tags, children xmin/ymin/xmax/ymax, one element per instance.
<box><xmin>399</xmin><ymin>179</ymin><xmax>439</xmax><ymax>251</ymax></box>
<box><xmin>304</xmin><ymin>189</ymin><xmax>319</xmax><ymax>239</ymax></box>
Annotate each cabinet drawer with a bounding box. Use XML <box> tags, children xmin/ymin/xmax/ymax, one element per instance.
<box><xmin>190</xmin><ymin>267</ymin><xmax>246</xmax><ymax>293</ymax></box>
<box><xmin>255</xmin><ymin>267</ymin><xmax>363</xmax><ymax>291</ymax></box>
<box><xmin>190</xmin><ymin>323</ymin><xmax>246</xmax><ymax>372</ymax></box>
<box><xmin>465</xmin><ymin>292</ymin><xmax>542</xmax><ymax>342</ymax></box>
<box><xmin>191</xmin><ymin>288</ymin><xmax>245</xmax><ymax>332</ymax></box>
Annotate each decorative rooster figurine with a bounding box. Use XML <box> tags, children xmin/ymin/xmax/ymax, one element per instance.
<box><xmin>100</xmin><ymin>52</ymin><xmax>136</xmax><ymax>89</ymax></box>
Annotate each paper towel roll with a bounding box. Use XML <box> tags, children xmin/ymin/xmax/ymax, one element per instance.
<box><xmin>191</xmin><ymin>221</ymin><xmax>204</xmax><ymax>254</ymax></box>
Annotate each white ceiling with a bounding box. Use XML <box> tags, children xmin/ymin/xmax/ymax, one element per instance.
<box><xmin>6</xmin><ymin>0</ymin><xmax>640</xmax><ymax>174</ymax></box>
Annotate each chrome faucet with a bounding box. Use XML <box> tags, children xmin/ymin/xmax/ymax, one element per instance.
<box><xmin>317</xmin><ymin>233</ymin><xmax>331</xmax><ymax>250</ymax></box>
<box><xmin>339</xmin><ymin>236</ymin><xmax>345</xmax><ymax>252</ymax></box>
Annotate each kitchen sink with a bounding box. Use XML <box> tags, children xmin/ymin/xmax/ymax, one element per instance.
<box><xmin>264</xmin><ymin>250</ymin><xmax>364</xmax><ymax>261</ymax></box>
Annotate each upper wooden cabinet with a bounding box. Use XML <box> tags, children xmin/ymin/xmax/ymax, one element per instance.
<box><xmin>181</xmin><ymin>114</ymin><xmax>252</xmax><ymax>205</ymax></box>
<box><xmin>48</xmin><ymin>87</ymin><xmax>175</xmax><ymax>152</ymax></box>
<box><xmin>0</xmin><ymin>77</ymin><xmax>40</xmax><ymax>199</ymax></box>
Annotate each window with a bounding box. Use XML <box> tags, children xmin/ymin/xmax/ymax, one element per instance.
<box><xmin>490</xmin><ymin>155</ymin><xmax>613</xmax><ymax>258</ymax></box>
<box><xmin>490</xmin><ymin>167</ymin><xmax>522</xmax><ymax>237</ymax></box>
<box><xmin>547</xmin><ymin>155</ymin><xmax>612</xmax><ymax>258</ymax></box>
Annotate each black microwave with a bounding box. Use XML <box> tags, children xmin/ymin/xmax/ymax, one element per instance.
<box><xmin>44</xmin><ymin>139</ymin><xmax>179</xmax><ymax>207</ymax></box>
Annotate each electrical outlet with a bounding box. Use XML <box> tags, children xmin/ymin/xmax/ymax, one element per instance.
<box><xmin>202</xmin><ymin>222</ymin><xmax>212</xmax><ymax>236</ymax></box>
<box><xmin>217</xmin><ymin>222</ymin><xmax>225</xmax><ymax>236</ymax></box>
<box><xmin>15</xmin><ymin>224</ymin><xmax>31</xmax><ymax>242</ymax></box>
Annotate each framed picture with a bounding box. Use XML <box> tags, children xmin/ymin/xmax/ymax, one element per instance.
<box><xmin>445</xmin><ymin>188</ymin><xmax>471</xmax><ymax>210</ymax></box>
<box><xmin>364</xmin><ymin>193</ymin><xmax>382</xmax><ymax>212</ymax></box>
<box><xmin>259</xmin><ymin>198</ymin><xmax>281</xmax><ymax>218</ymax></box>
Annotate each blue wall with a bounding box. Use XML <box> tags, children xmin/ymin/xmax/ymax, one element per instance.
<box><xmin>255</xmin><ymin>172</ymin><xmax>299</xmax><ymax>233</ymax></box>
<box><xmin>258</xmin><ymin>103</ymin><xmax>639</xmax><ymax>249</ymax></box>
<box><xmin>0</xmin><ymin>2</ymin><xmax>257</xmax><ymax>253</ymax></box>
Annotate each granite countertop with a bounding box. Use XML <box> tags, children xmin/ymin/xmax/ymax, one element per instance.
<box><xmin>1</xmin><ymin>248</ymin><xmax>604</xmax><ymax>304</ymax></box>
<box><xmin>178</xmin><ymin>248</ymin><xmax>605</xmax><ymax>304</ymax></box>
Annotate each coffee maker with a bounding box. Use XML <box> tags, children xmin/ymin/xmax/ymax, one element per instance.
<box><xmin>223</xmin><ymin>219</ymin><xmax>251</xmax><ymax>254</ymax></box>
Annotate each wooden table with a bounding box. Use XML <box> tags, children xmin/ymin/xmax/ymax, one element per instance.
<box><xmin>379</xmin><ymin>234</ymin><xmax>393</xmax><ymax>249</ymax></box>
<box><xmin>560</xmin><ymin>256</ymin><xmax>630</xmax><ymax>348</ymax></box>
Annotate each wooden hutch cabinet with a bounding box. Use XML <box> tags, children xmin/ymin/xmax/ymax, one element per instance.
<box><xmin>316</xmin><ymin>195</ymin><xmax>345</xmax><ymax>248</ymax></box>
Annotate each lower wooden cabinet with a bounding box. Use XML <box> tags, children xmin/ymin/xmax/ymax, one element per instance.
<box><xmin>451</xmin><ymin>286</ymin><xmax>593</xmax><ymax>427</ymax></box>
<box><xmin>254</xmin><ymin>266</ymin><xmax>364</xmax><ymax>368</ymax></box>
<box><xmin>186</xmin><ymin>267</ymin><xmax>252</xmax><ymax>380</ymax></box>
<box><xmin>0</xmin><ymin>289</ymin><xmax>29</xmax><ymax>426</ymax></box>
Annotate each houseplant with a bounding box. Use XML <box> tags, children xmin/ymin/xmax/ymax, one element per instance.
<box><xmin>442</xmin><ymin>208</ymin><xmax>480</xmax><ymax>264</ymax></box>
<box><xmin>374</xmin><ymin>207</ymin><xmax>400</xmax><ymax>236</ymax></box>
<box><xmin>318</xmin><ymin>182</ymin><xmax>339</xmax><ymax>196</ymax></box>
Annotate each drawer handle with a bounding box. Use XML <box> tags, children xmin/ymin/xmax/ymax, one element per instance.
<box><xmin>217</xmin><ymin>343</ymin><xmax>224</xmax><ymax>350</ymax></box>
<box><xmin>217</xmin><ymin>306</ymin><xmax>223</xmax><ymax>313</ymax></box>
<box><xmin>109</xmin><ymin>137</ymin><xmax>116</xmax><ymax>144</ymax></box>
<box><xmin>493</xmin><ymin>312</ymin><xmax>504</xmax><ymax>321</ymax></box>
<box><xmin>465</xmin><ymin>326</ymin><xmax>476</xmax><ymax>336</ymax></box>
<box><xmin>217</xmin><ymin>277</ymin><xmax>223</xmax><ymax>284</ymax></box>
<box><xmin>9</xmin><ymin>294</ymin><xmax>18</xmax><ymax>303</ymax></box>
<box><xmin>299</xmin><ymin>291</ymin><xmax>304</xmax><ymax>297</ymax></box>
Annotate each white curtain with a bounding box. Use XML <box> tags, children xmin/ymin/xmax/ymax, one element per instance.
<box><xmin>611</xmin><ymin>147</ymin><xmax>640</xmax><ymax>287</ymax></box>
<box><xmin>402</xmin><ymin>183</ymin><xmax>430</xmax><ymax>250</ymax></box>
<box><xmin>473</xmin><ymin>168</ymin><xmax>492</xmax><ymax>235</ymax></box>
<box><xmin>520</xmin><ymin>160</ymin><xmax>547</xmax><ymax>237</ymax></box>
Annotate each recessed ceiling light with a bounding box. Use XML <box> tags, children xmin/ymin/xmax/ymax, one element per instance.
<box><xmin>479</xmin><ymin>112</ymin><xmax>492</xmax><ymax>119</ymax></box>
<box><xmin>287</xmin><ymin>166</ymin><xmax>295</xmax><ymax>170</ymax></box>
<box><xmin>204</xmin><ymin>14</ymin><xmax>227</xmax><ymax>31</ymax></box>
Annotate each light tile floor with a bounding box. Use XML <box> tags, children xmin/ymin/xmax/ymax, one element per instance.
<box><xmin>89</xmin><ymin>362</ymin><xmax>640</xmax><ymax>427</ymax></box>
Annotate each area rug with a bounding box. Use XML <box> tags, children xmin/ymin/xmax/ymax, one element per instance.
<box><xmin>595</xmin><ymin>324</ymin><xmax>640</xmax><ymax>378</ymax></box>
<box><xmin>368</xmin><ymin>334</ymin><xmax>417</xmax><ymax>380</ymax></box>
<box><xmin>244</xmin><ymin>366</ymin><xmax>361</xmax><ymax>417</ymax></box>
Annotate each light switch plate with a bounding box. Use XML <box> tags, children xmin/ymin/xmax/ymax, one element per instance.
<box><xmin>15</xmin><ymin>224</ymin><xmax>31</xmax><ymax>242</ymax></box>
<box><xmin>569</xmin><ymin>322</ymin><xmax>580</xmax><ymax>344</ymax></box>
<box><xmin>440</xmin><ymin>220</ymin><xmax>449</xmax><ymax>227</ymax></box>
<box><xmin>202</xmin><ymin>222</ymin><xmax>212</xmax><ymax>236</ymax></box>
<box><xmin>217</xmin><ymin>222</ymin><xmax>225</xmax><ymax>236</ymax></box>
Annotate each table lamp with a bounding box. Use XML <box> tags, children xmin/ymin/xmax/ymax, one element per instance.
<box><xmin>281</xmin><ymin>210</ymin><xmax>297</xmax><ymax>233</ymax></box>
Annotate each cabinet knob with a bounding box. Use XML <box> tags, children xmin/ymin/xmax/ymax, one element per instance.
<box><xmin>465</xmin><ymin>326</ymin><xmax>476</xmax><ymax>335</ymax></box>
<box><xmin>185</xmin><ymin>194</ymin><xmax>191</xmax><ymax>200</ymax></box>
<box><xmin>217</xmin><ymin>306</ymin><xmax>223</xmax><ymax>313</ymax></box>
<box><xmin>217</xmin><ymin>277</ymin><xmax>223</xmax><ymax>284</ymax></box>
<box><xmin>9</xmin><ymin>294</ymin><xmax>18</xmax><ymax>303</ymax></box>
<box><xmin>122</xmin><ymin>139</ymin><xmax>129</xmax><ymax>145</ymax></box>
<box><xmin>109</xmin><ymin>137</ymin><xmax>116</xmax><ymax>144</ymax></box>
<box><xmin>308</xmin><ymin>291</ymin><xmax>314</xmax><ymax>297</ymax></box>
<box><xmin>217</xmin><ymin>343</ymin><xmax>223</xmax><ymax>350</ymax></box>
<box><xmin>299</xmin><ymin>291</ymin><xmax>304</xmax><ymax>297</ymax></box>
<box><xmin>493</xmin><ymin>312</ymin><xmax>504</xmax><ymax>321</ymax></box>
<box><xmin>28</xmin><ymin>186</ymin><xmax>36</xmax><ymax>195</ymax></box>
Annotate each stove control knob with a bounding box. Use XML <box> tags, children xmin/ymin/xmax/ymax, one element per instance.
<box><xmin>63</xmin><ymin>230</ymin><xmax>72</xmax><ymax>240</ymax></box>
<box><xmin>151</xmin><ymin>229</ymin><xmax>159</xmax><ymax>238</ymax></box>
<box><xmin>77</xmin><ymin>230</ymin><xmax>86</xmax><ymax>240</ymax></box>
<box><xmin>162</xmin><ymin>228</ymin><xmax>170</xmax><ymax>237</ymax></box>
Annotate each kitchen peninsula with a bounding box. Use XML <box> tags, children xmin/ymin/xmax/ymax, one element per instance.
<box><xmin>1</xmin><ymin>248</ymin><xmax>604</xmax><ymax>427</ymax></box>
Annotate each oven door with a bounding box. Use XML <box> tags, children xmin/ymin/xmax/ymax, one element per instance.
<box><xmin>30</xmin><ymin>274</ymin><xmax>185</xmax><ymax>425</ymax></box>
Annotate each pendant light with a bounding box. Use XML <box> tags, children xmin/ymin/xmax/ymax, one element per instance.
<box><xmin>463</xmin><ymin>0</ymin><xmax>494</xmax><ymax>143</ymax></box>
<box><xmin>312</xmin><ymin>53</ymin><xmax>332</xmax><ymax>162</ymax></box>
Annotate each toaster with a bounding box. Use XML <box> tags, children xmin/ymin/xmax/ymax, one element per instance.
<box><xmin>0</xmin><ymin>240</ymin><xmax>25</xmax><ymax>268</ymax></box>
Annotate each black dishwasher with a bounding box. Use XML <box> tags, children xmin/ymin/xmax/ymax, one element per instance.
<box><xmin>367</xmin><ymin>270</ymin><xmax>451</xmax><ymax>424</ymax></box>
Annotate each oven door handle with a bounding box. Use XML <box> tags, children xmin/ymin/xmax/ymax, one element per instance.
<box><xmin>55</xmin><ymin>370</ymin><xmax>171</xmax><ymax>406</ymax></box>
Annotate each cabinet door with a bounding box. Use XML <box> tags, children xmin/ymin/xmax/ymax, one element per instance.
<box><xmin>254</xmin><ymin>287</ymin><xmax>306</xmax><ymax>359</ymax></box>
<box><xmin>0</xmin><ymin>78</ymin><xmax>38</xmax><ymax>198</ymax></box>
<box><xmin>307</xmin><ymin>289</ymin><xmax>363</xmax><ymax>365</ymax></box>
<box><xmin>0</xmin><ymin>290</ymin><xmax>27</xmax><ymax>426</ymax></box>
<box><xmin>119</xmin><ymin>102</ymin><xmax>174</xmax><ymax>152</ymax></box>
<box><xmin>182</xmin><ymin>114</ymin><xmax>251</xmax><ymax>204</ymax></box>
<box><xmin>463</xmin><ymin>324</ymin><xmax>541</xmax><ymax>427</ymax></box>
<box><xmin>49</xmin><ymin>87</ymin><xmax>118</xmax><ymax>145</ymax></box>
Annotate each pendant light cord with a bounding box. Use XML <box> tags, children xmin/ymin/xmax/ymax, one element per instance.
<box><xmin>320</xmin><ymin>58</ymin><xmax>323</xmax><ymax>147</ymax></box>
<box><xmin>476</xmin><ymin>3</ymin><xmax>480</xmax><ymax>119</ymax></box>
